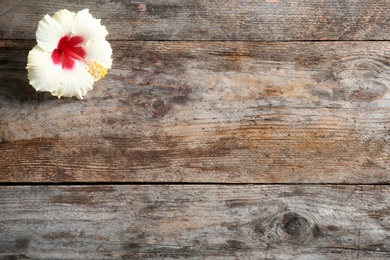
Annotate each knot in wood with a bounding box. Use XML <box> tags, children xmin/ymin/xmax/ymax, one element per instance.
<box><xmin>148</xmin><ymin>98</ymin><xmax>171</xmax><ymax>117</ymax></box>
<box><xmin>281</xmin><ymin>212</ymin><xmax>313</xmax><ymax>244</ymax></box>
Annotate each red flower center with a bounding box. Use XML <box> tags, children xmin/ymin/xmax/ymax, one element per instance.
<box><xmin>51</xmin><ymin>35</ymin><xmax>86</xmax><ymax>70</ymax></box>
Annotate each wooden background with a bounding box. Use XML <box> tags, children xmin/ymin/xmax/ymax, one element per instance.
<box><xmin>0</xmin><ymin>0</ymin><xmax>389</xmax><ymax>259</ymax></box>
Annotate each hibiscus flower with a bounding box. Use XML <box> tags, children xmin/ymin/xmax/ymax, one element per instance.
<box><xmin>27</xmin><ymin>9</ymin><xmax>112</xmax><ymax>99</ymax></box>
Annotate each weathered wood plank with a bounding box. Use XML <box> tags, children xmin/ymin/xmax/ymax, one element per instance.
<box><xmin>1</xmin><ymin>40</ymin><xmax>389</xmax><ymax>183</ymax></box>
<box><xmin>2</xmin><ymin>0</ymin><xmax>390</xmax><ymax>41</ymax></box>
<box><xmin>0</xmin><ymin>185</ymin><xmax>389</xmax><ymax>259</ymax></box>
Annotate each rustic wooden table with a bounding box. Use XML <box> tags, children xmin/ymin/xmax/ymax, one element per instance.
<box><xmin>1</xmin><ymin>1</ymin><xmax>389</xmax><ymax>259</ymax></box>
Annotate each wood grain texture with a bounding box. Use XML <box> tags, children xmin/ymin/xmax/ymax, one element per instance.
<box><xmin>0</xmin><ymin>185</ymin><xmax>389</xmax><ymax>259</ymax></box>
<box><xmin>1</xmin><ymin>1</ymin><xmax>389</xmax><ymax>258</ymax></box>
<box><xmin>1</xmin><ymin>40</ymin><xmax>389</xmax><ymax>183</ymax></box>
<box><xmin>2</xmin><ymin>0</ymin><xmax>390</xmax><ymax>41</ymax></box>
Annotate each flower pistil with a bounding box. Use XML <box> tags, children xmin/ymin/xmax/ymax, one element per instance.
<box><xmin>51</xmin><ymin>35</ymin><xmax>106</xmax><ymax>80</ymax></box>
<box><xmin>87</xmin><ymin>61</ymin><xmax>107</xmax><ymax>80</ymax></box>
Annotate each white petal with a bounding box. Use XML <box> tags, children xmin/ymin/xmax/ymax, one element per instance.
<box><xmin>36</xmin><ymin>9</ymin><xmax>75</xmax><ymax>51</ymax></box>
<box><xmin>53</xmin><ymin>63</ymin><xmax>95</xmax><ymax>99</ymax></box>
<box><xmin>84</xmin><ymin>39</ymin><xmax>112</xmax><ymax>68</ymax></box>
<box><xmin>27</xmin><ymin>45</ymin><xmax>94</xmax><ymax>99</ymax></box>
<box><xmin>72</xmin><ymin>9</ymin><xmax>108</xmax><ymax>41</ymax></box>
<box><xmin>52</xmin><ymin>9</ymin><xmax>76</xmax><ymax>35</ymax></box>
<box><xmin>27</xmin><ymin>45</ymin><xmax>64</xmax><ymax>92</ymax></box>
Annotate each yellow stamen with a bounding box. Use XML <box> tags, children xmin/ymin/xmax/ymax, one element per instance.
<box><xmin>87</xmin><ymin>61</ymin><xmax>107</xmax><ymax>80</ymax></box>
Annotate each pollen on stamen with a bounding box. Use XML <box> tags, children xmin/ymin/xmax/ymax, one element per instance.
<box><xmin>87</xmin><ymin>61</ymin><xmax>107</xmax><ymax>80</ymax></box>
